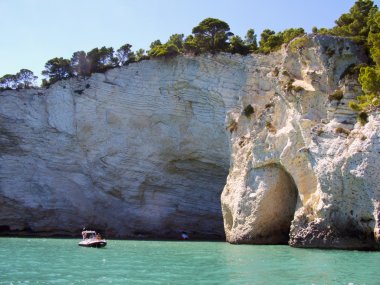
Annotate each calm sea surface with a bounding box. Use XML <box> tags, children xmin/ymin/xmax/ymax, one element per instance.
<box><xmin>0</xmin><ymin>238</ymin><xmax>379</xmax><ymax>285</ymax></box>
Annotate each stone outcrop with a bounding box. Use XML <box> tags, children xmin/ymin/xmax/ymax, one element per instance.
<box><xmin>221</xmin><ymin>36</ymin><xmax>380</xmax><ymax>250</ymax></box>
<box><xmin>0</xmin><ymin>55</ymin><xmax>247</xmax><ymax>239</ymax></box>
<box><xmin>1</xmin><ymin>35</ymin><xmax>380</xmax><ymax>249</ymax></box>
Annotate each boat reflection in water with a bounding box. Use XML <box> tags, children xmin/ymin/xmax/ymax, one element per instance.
<box><xmin>78</xmin><ymin>230</ymin><xmax>107</xmax><ymax>248</ymax></box>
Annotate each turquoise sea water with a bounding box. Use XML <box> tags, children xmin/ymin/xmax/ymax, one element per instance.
<box><xmin>0</xmin><ymin>238</ymin><xmax>379</xmax><ymax>285</ymax></box>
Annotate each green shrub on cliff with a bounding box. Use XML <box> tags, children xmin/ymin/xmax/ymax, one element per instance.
<box><xmin>149</xmin><ymin>43</ymin><xmax>180</xmax><ymax>58</ymax></box>
<box><xmin>282</xmin><ymin>28</ymin><xmax>306</xmax><ymax>44</ymax></box>
<box><xmin>289</xmin><ymin>37</ymin><xmax>308</xmax><ymax>53</ymax></box>
<box><xmin>243</xmin><ymin>104</ymin><xmax>254</xmax><ymax>117</ymax></box>
<box><xmin>148</xmin><ymin>34</ymin><xmax>184</xmax><ymax>58</ymax></box>
<box><xmin>329</xmin><ymin>90</ymin><xmax>344</xmax><ymax>101</ymax></box>
<box><xmin>310</xmin><ymin>0</ymin><xmax>380</xmax><ymax>124</ymax></box>
<box><xmin>347</xmin><ymin>8</ymin><xmax>380</xmax><ymax>118</ymax></box>
<box><xmin>359</xmin><ymin>65</ymin><xmax>380</xmax><ymax>95</ymax></box>
<box><xmin>259</xmin><ymin>28</ymin><xmax>305</xmax><ymax>53</ymax></box>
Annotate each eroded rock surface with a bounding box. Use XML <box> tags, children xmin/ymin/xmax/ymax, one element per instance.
<box><xmin>1</xmin><ymin>35</ymin><xmax>380</xmax><ymax>249</ymax></box>
<box><xmin>221</xmin><ymin>36</ymin><xmax>380</xmax><ymax>249</ymax></box>
<box><xmin>0</xmin><ymin>55</ymin><xmax>254</xmax><ymax>239</ymax></box>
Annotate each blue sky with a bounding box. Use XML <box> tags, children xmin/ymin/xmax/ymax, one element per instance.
<box><xmin>0</xmin><ymin>0</ymin><xmax>378</xmax><ymax>80</ymax></box>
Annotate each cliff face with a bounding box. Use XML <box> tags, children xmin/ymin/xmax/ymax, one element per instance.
<box><xmin>221</xmin><ymin>36</ymin><xmax>380</xmax><ymax>250</ymax></box>
<box><xmin>1</xmin><ymin>35</ymin><xmax>379</xmax><ymax>248</ymax></box>
<box><xmin>0</xmin><ymin>53</ymin><xmax>269</xmax><ymax>239</ymax></box>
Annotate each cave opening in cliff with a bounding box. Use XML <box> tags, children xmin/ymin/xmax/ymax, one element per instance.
<box><xmin>249</xmin><ymin>163</ymin><xmax>299</xmax><ymax>245</ymax></box>
<box><xmin>268</xmin><ymin>164</ymin><xmax>299</xmax><ymax>244</ymax></box>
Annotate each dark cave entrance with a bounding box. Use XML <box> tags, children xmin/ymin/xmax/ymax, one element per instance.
<box><xmin>251</xmin><ymin>163</ymin><xmax>299</xmax><ymax>244</ymax></box>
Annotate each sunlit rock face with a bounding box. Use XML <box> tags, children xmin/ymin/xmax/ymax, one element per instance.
<box><xmin>1</xmin><ymin>35</ymin><xmax>379</xmax><ymax>249</ymax></box>
<box><xmin>222</xmin><ymin>35</ymin><xmax>380</xmax><ymax>250</ymax></box>
<box><xmin>0</xmin><ymin>53</ymin><xmax>263</xmax><ymax>239</ymax></box>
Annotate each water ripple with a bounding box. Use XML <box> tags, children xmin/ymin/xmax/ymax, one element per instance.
<box><xmin>0</xmin><ymin>238</ymin><xmax>379</xmax><ymax>285</ymax></box>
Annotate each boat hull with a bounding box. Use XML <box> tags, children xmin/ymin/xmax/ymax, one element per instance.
<box><xmin>78</xmin><ymin>240</ymin><xmax>107</xmax><ymax>248</ymax></box>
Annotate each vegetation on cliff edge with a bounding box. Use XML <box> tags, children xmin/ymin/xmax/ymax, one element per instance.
<box><xmin>1</xmin><ymin>0</ymin><xmax>380</xmax><ymax>118</ymax></box>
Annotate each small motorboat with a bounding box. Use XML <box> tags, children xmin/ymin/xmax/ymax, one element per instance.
<box><xmin>78</xmin><ymin>230</ymin><xmax>107</xmax><ymax>248</ymax></box>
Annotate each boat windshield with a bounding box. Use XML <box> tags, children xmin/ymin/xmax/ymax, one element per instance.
<box><xmin>82</xmin><ymin>230</ymin><xmax>98</xmax><ymax>239</ymax></box>
<box><xmin>82</xmin><ymin>231</ymin><xmax>96</xmax><ymax>234</ymax></box>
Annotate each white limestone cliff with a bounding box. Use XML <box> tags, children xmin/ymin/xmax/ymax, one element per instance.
<box><xmin>1</xmin><ymin>35</ymin><xmax>379</xmax><ymax>249</ymax></box>
<box><xmin>221</xmin><ymin>36</ymin><xmax>380</xmax><ymax>250</ymax></box>
<box><xmin>0</xmin><ymin>54</ymin><xmax>255</xmax><ymax>239</ymax></box>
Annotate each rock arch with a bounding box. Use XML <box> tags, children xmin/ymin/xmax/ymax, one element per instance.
<box><xmin>222</xmin><ymin>163</ymin><xmax>299</xmax><ymax>244</ymax></box>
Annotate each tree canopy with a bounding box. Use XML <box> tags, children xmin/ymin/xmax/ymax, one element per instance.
<box><xmin>41</xmin><ymin>44</ymin><xmax>139</xmax><ymax>86</ymax></box>
<box><xmin>149</xmin><ymin>43</ymin><xmax>180</xmax><ymax>58</ymax></box>
<box><xmin>229</xmin><ymin>35</ymin><xmax>250</xmax><ymax>55</ymax></box>
<box><xmin>86</xmin><ymin>47</ymin><xmax>117</xmax><ymax>73</ymax></box>
<box><xmin>350</xmin><ymin>8</ymin><xmax>380</xmax><ymax>115</ymax></box>
<box><xmin>192</xmin><ymin>18</ymin><xmax>233</xmax><ymax>53</ymax></box>
<box><xmin>116</xmin><ymin>43</ymin><xmax>133</xmax><ymax>66</ymax></box>
<box><xmin>309</xmin><ymin>0</ymin><xmax>380</xmax><ymax>119</ymax></box>
<box><xmin>167</xmin><ymin>34</ymin><xmax>184</xmax><ymax>50</ymax></box>
<box><xmin>2</xmin><ymin>1</ymin><xmax>379</xmax><ymax>94</ymax></box>
<box><xmin>259</xmin><ymin>28</ymin><xmax>305</xmax><ymax>53</ymax></box>
<box><xmin>41</xmin><ymin>57</ymin><xmax>73</xmax><ymax>86</ymax></box>
<box><xmin>244</xmin><ymin>29</ymin><xmax>258</xmax><ymax>52</ymax></box>
<box><xmin>259</xmin><ymin>29</ymin><xmax>281</xmax><ymax>53</ymax></box>
<box><xmin>147</xmin><ymin>34</ymin><xmax>185</xmax><ymax>58</ymax></box>
<box><xmin>183</xmin><ymin>35</ymin><xmax>201</xmax><ymax>54</ymax></box>
<box><xmin>19</xmin><ymin>17</ymin><xmax>315</xmax><ymax>87</ymax></box>
<box><xmin>71</xmin><ymin>51</ymin><xmax>90</xmax><ymax>77</ymax></box>
<box><xmin>330</xmin><ymin>0</ymin><xmax>378</xmax><ymax>44</ymax></box>
<box><xmin>0</xmin><ymin>69</ymin><xmax>38</xmax><ymax>90</ymax></box>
